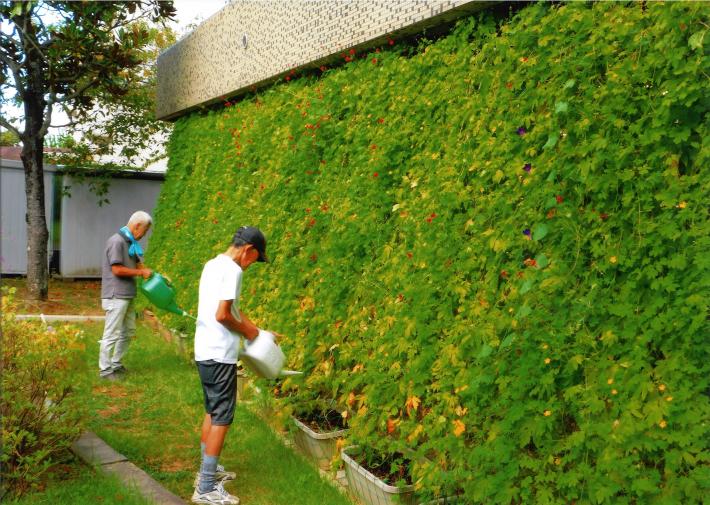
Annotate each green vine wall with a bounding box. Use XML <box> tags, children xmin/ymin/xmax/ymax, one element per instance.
<box><xmin>146</xmin><ymin>2</ymin><xmax>709</xmax><ymax>503</ymax></box>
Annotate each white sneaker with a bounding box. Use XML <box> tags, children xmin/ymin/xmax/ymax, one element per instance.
<box><xmin>193</xmin><ymin>464</ymin><xmax>236</xmax><ymax>487</ymax></box>
<box><xmin>192</xmin><ymin>481</ymin><xmax>240</xmax><ymax>505</ymax></box>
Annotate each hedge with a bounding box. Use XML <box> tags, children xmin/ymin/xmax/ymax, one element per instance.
<box><xmin>146</xmin><ymin>2</ymin><xmax>709</xmax><ymax>503</ymax></box>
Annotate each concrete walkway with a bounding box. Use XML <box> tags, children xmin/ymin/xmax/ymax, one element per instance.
<box><xmin>71</xmin><ymin>431</ymin><xmax>185</xmax><ymax>505</ymax></box>
<box><xmin>16</xmin><ymin>314</ymin><xmax>105</xmax><ymax>322</ymax></box>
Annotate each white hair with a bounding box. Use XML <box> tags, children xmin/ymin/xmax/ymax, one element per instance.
<box><xmin>127</xmin><ymin>211</ymin><xmax>152</xmax><ymax>227</ymax></box>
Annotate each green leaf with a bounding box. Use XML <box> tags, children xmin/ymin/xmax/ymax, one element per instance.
<box><xmin>688</xmin><ymin>30</ymin><xmax>706</xmax><ymax>50</ymax></box>
<box><xmin>500</xmin><ymin>334</ymin><xmax>515</xmax><ymax>349</ymax></box>
<box><xmin>535</xmin><ymin>253</ymin><xmax>549</xmax><ymax>269</ymax></box>
<box><xmin>520</xmin><ymin>279</ymin><xmax>533</xmax><ymax>294</ymax></box>
<box><xmin>532</xmin><ymin>223</ymin><xmax>548</xmax><ymax>241</ymax></box>
<box><xmin>554</xmin><ymin>101</ymin><xmax>568</xmax><ymax>114</ymax></box>
<box><xmin>477</xmin><ymin>344</ymin><xmax>493</xmax><ymax>359</ymax></box>
<box><xmin>543</xmin><ymin>133</ymin><xmax>558</xmax><ymax>150</ymax></box>
<box><xmin>516</xmin><ymin>305</ymin><xmax>532</xmax><ymax>319</ymax></box>
<box><xmin>563</xmin><ymin>79</ymin><xmax>576</xmax><ymax>90</ymax></box>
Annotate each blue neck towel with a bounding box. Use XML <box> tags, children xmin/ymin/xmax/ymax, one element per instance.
<box><xmin>119</xmin><ymin>226</ymin><xmax>144</xmax><ymax>259</ymax></box>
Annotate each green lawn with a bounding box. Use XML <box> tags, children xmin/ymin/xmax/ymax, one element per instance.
<box><xmin>69</xmin><ymin>320</ymin><xmax>352</xmax><ymax>505</ymax></box>
<box><xmin>5</xmin><ymin>463</ymin><xmax>152</xmax><ymax>505</ymax></box>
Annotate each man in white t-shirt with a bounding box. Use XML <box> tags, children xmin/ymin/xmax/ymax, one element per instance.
<box><xmin>192</xmin><ymin>226</ymin><xmax>270</xmax><ymax>505</ymax></box>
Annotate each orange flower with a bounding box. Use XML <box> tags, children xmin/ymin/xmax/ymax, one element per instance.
<box><xmin>543</xmin><ymin>410</ymin><xmax>552</xmax><ymax>417</ymax></box>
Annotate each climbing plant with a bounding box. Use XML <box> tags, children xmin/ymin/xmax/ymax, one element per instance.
<box><xmin>146</xmin><ymin>2</ymin><xmax>709</xmax><ymax>503</ymax></box>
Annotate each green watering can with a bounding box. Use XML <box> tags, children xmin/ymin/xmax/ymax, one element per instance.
<box><xmin>139</xmin><ymin>273</ymin><xmax>195</xmax><ymax>319</ymax></box>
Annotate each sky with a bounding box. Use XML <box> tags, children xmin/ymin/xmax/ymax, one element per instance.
<box><xmin>172</xmin><ymin>0</ymin><xmax>229</xmax><ymax>37</ymax></box>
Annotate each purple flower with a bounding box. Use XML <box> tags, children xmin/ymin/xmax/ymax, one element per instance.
<box><xmin>517</xmin><ymin>126</ymin><xmax>527</xmax><ymax>136</ymax></box>
<box><xmin>523</xmin><ymin>163</ymin><xmax>532</xmax><ymax>172</ymax></box>
<box><xmin>523</xmin><ymin>228</ymin><xmax>531</xmax><ymax>236</ymax></box>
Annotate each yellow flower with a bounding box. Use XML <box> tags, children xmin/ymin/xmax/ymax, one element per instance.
<box><xmin>666</xmin><ymin>396</ymin><xmax>673</xmax><ymax>402</ymax></box>
<box><xmin>610</xmin><ymin>256</ymin><xmax>617</xmax><ymax>264</ymax></box>
<box><xmin>543</xmin><ymin>410</ymin><xmax>552</xmax><ymax>417</ymax></box>
<box><xmin>611</xmin><ymin>389</ymin><xmax>618</xmax><ymax>395</ymax></box>
<box><xmin>658</xmin><ymin>384</ymin><xmax>666</xmax><ymax>392</ymax></box>
<box><xmin>554</xmin><ymin>457</ymin><xmax>561</xmax><ymax>465</ymax></box>
<box><xmin>677</xmin><ymin>201</ymin><xmax>687</xmax><ymax>209</ymax></box>
<box><xmin>607</xmin><ymin>378</ymin><xmax>614</xmax><ymax>385</ymax></box>
<box><xmin>659</xmin><ymin>420</ymin><xmax>667</xmax><ymax>429</ymax></box>
<box><xmin>544</xmin><ymin>358</ymin><xmax>551</xmax><ymax>365</ymax></box>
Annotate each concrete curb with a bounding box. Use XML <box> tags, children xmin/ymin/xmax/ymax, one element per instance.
<box><xmin>71</xmin><ymin>431</ymin><xmax>186</xmax><ymax>505</ymax></box>
<box><xmin>16</xmin><ymin>314</ymin><xmax>105</xmax><ymax>322</ymax></box>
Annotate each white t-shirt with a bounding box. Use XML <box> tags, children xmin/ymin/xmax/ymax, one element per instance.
<box><xmin>194</xmin><ymin>254</ymin><xmax>243</xmax><ymax>363</ymax></box>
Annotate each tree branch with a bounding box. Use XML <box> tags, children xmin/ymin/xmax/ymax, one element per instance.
<box><xmin>0</xmin><ymin>116</ymin><xmax>22</xmax><ymax>138</ymax></box>
<box><xmin>0</xmin><ymin>46</ymin><xmax>25</xmax><ymax>92</ymax></box>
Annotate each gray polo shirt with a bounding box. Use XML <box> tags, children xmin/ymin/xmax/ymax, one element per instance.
<box><xmin>101</xmin><ymin>232</ymin><xmax>140</xmax><ymax>299</ymax></box>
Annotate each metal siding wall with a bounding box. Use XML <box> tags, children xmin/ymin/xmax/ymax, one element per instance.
<box><xmin>0</xmin><ymin>165</ymin><xmax>54</xmax><ymax>275</ymax></box>
<box><xmin>59</xmin><ymin>177</ymin><xmax>162</xmax><ymax>278</ymax></box>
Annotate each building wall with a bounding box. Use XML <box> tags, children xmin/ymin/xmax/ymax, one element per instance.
<box><xmin>157</xmin><ymin>0</ymin><xmax>486</xmax><ymax>120</ymax></box>
<box><xmin>60</xmin><ymin>176</ymin><xmax>163</xmax><ymax>278</ymax></box>
<box><xmin>0</xmin><ymin>161</ymin><xmax>54</xmax><ymax>275</ymax></box>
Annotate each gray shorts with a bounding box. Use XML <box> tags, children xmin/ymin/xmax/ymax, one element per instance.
<box><xmin>196</xmin><ymin>360</ymin><xmax>237</xmax><ymax>426</ymax></box>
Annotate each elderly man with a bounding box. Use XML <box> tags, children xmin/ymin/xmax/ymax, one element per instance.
<box><xmin>98</xmin><ymin>211</ymin><xmax>153</xmax><ymax>380</ymax></box>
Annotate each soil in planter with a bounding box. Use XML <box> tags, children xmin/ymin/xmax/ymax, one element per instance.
<box><xmin>351</xmin><ymin>450</ymin><xmax>415</xmax><ymax>487</ymax></box>
<box><xmin>295</xmin><ymin>408</ymin><xmax>347</xmax><ymax>433</ymax></box>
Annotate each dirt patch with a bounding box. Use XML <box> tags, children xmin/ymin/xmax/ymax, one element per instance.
<box><xmin>98</xmin><ymin>404</ymin><xmax>123</xmax><ymax>418</ymax></box>
<box><xmin>4</xmin><ymin>277</ymin><xmax>103</xmax><ymax>315</ymax></box>
<box><xmin>93</xmin><ymin>384</ymin><xmax>130</xmax><ymax>398</ymax></box>
<box><xmin>160</xmin><ymin>459</ymin><xmax>195</xmax><ymax>472</ymax></box>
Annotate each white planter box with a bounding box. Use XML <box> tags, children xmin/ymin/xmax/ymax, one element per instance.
<box><xmin>293</xmin><ymin>416</ymin><xmax>348</xmax><ymax>470</ymax></box>
<box><xmin>341</xmin><ymin>446</ymin><xmax>417</xmax><ymax>505</ymax></box>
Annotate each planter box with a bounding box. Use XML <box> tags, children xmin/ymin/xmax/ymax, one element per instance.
<box><xmin>341</xmin><ymin>446</ymin><xmax>417</xmax><ymax>505</ymax></box>
<box><xmin>293</xmin><ymin>416</ymin><xmax>348</xmax><ymax>470</ymax></box>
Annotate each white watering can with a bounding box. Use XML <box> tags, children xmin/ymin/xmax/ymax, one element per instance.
<box><xmin>240</xmin><ymin>329</ymin><xmax>302</xmax><ymax>379</ymax></box>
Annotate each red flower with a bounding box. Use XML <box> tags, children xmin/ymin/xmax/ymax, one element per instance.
<box><xmin>309</xmin><ymin>253</ymin><xmax>318</xmax><ymax>262</ymax></box>
<box><xmin>307</xmin><ymin>218</ymin><xmax>316</xmax><ymax>227</ymax></box>
<box><xmin>556</xmin><ymin>194</ymin><xmax>564</xmax><ymax>204</ymax></box>
<box><xmin>371</xmin><ymin>58</ymin><xmax>378</xmax><ymax>65</ymax></box>
<box><xmin>345</xmin><ymin>56</ymin><xmax>352</xmax><ymax>62</ymax></box>
<box><xmin>377</xmin><ymin>118</ymin><xmax>385</xmax><ymax>124</ymax></box>
<box><xmin>599</xmin><ymin>213</ymin><xmax>609</xmax><ymax>220</ymax></box>
<box><xmin>349</xmin><ymin>48</ymin><xmax>355</xmax><ymax>55</ymax></box>
<box><xmin>305</xmin><ymin>208</ymin><xmax>311</xmax><ymax>213</ymax></box>
<box><xmin>285</xmin><ymin>75</ymin><xmax>291</xmax><ymax>81</ymax></box>
<box><xmin>406</xmin><ymin>252</ymin><xmax>413</xmax><ymax>259</ymax></box>
<box><xmin>500</xmin><ymin>270</ymin><xmax>509</xmax><ymax>279</ymax></box>
<box><xmin>320</xmin><ymin>204</ymin><xmax>329</xmax><ymax>212</ymax></box>
<box><xmin>505</xmin><ymin>82</ymin><xmax>513</xmax><ymax>89</ymax></box>
<box><xmin>319</xmin><ymin>65</ymin><xmax>327</xmax><ymax>72</ymax></box>
<box><xmin>212</xmin><ymin>219</ymin><xmax>218</xmax><ymax>224</ymax></box>
<box><xmin>370</xmin><ymin>144</ymin><xmax>377</xmax><ymax>150</ymax></box>
<box><xmin>373</xmin><ymin>172</ymin><xmax>379</xmax><ymax>178</ymax></box>
<box><xmin>388</xmin><ymin>38</ymin><xmax>394</xmax><ymax>45</ymax></box>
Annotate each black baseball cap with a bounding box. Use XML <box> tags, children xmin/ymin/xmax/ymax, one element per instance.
<box><xmin>233</xmin><ymin>226</ymin><xmax>269</xmax><ymax>262</ymax></box>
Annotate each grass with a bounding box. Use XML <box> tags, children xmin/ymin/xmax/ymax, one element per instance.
<box><xmin>68</xmin><ymin>319</ymin><xmax>353</xmax><ymax>505</ymax></box>
<box><xmin>1</xmin><ymin>277</ymin><xmax>102</xmax><ymax>315</ymax></box>
<box><xmin>4</xmin><ymin>463</ymin><xmax>153</xmax><ymax>505</ymax></box>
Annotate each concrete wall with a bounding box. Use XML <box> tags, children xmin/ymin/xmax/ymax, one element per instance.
<box><xmin>157</xmin><ymin>0</ymin><xmax>487</xmax><ymax>120</ymax></box>
<box><xmin>0</xmin><ymin>161</ymin><xmax>55</xmax><ymax>275</ymax></box>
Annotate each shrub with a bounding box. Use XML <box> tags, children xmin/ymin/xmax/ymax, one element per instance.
<box><xmin>0</xmin><ymin>289</ymin><xmax>88</xmax><ymax>497</ymax></box>
<box><xmin>146</xmin><ymin>2</ymin><xmax>709</xmax><ymax>503</ymax></box>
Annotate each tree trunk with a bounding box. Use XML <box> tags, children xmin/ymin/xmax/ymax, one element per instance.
<box><xmin>20</xmin><ymin>9</ymin><xmax>49</xmax><ymax>301</ymax></box>
<box><xmin>21</xmin><ymin>136</ymin><xmax>49</xmax><ymax>301</ymax></box>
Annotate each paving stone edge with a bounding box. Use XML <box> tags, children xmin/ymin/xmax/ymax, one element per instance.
<box><xmin>71</xmin><ymin>431</ymin><xmax>186</xmax><ymax>505</ymax></box>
